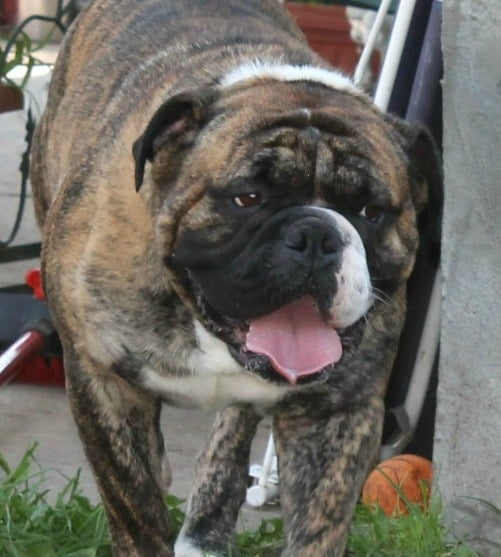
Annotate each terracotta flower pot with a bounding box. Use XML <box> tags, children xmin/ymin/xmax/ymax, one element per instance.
<box><xmin>285</xmin><ymin>2</ymin><xmax>360</xmax><ymax>74</ymax></box>
<box><xmin>0</xmin><ymin>83</ymin><xmax>24</xmax><ymax>113</ymax></box>
<box><xmin>0</xmin><ymin>0</ymin><xmax>18</xmax><ymax>26</ymax></box>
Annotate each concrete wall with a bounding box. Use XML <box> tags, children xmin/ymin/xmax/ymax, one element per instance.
<box><xmin>435</xmin><ymin>0</ymin><xmax>501</xmax><ymax>553</ymax></box>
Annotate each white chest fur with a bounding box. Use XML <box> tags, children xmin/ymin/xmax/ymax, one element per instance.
<box><xmin>141</xmin><ymin>321</ymin><xmax>289</xmax><ymax>409</ymax></box>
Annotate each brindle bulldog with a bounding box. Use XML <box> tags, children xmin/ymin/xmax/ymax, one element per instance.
<box><xmin>30</xmin><ymin>0</ymin><xmax>441</xmax><ymax>555</ymax></box>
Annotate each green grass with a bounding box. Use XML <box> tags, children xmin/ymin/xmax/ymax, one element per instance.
<box><xmin>347</xmin><ymin>502</ymin><xmax>480</xmax><ymax>557</ymax></box>
<box><xmin>0</xmin><ymin>445</ymin><xmax>110</xmax><ymax>557</ymax></box>
<box><xmin>0</xmin><ymin>446</ymin><xmax>486</xmax><ymax>557</ymax></box>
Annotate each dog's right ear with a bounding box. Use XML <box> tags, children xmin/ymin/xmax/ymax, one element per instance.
<box><xmin>133</xmin><ymin>88</ymin><xmax>218</xmax><ymax>191</ymax></box>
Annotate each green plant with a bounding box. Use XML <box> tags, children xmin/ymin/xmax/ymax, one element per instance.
<box><xmin>0</xmin><ymin>446</ymin><xmax>488</xmax><ymax>557</ymax></box>
<box><xmin>0</xmin><ymin>444</ymin><xmax>111</xmax><ymax>557</ymax></box>
<box><xmin>0</xmin><ymin>0</ymin><xmax>76</xmax><ymax>90</ymax></box>
<box><xmin>348</xmin><ymin>501</ymin><xmax>481</xmax><ymax>557</ymax></box>
<box><xmin>236</xmin><ymin>517</ymin><xmax>284</xmax><ymax>557</ymax></box>
<box><xmin>0</xmin><ymin>1</ymin><xmax>79</xmax><ymax>248</ymax></box>
<box><xmin>0</xmin><ymin>29</ymin><xmax>43</xmax><ymax>91</ymax></box>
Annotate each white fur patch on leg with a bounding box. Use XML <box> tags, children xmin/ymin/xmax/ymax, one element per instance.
<box><xmin>174</xmin><ymin>532</ymin><xmax>217</xmax><ymax>557</ymax></box>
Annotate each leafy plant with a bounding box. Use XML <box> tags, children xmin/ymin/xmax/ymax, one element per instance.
<box><xmin>0</xmin><ymin>444</ymin><xmax>111</xmax><ymax>557</ymax></box>
<box><xmin>0</xmin><ymin>0</ymin><xmax>74</xmax><ymax>91</ymax></box>
<box><xmin>0</xmin><ymin>30</ymin><xmax>41</xmax><ymax>90</ymax></box>
<box><xmin>0</xmin><ymin>446</ymin><xmax>487</xmax><ymax>557</ymax></box>
<box><xmin>236</xmin><ymin>517</ymin><xmax>284</xmax><ymax>557</ymax></box>
<box><xmin>0</xmin><ymin>1</ymin><xmax>79</xmax><ymax>247</ymax></box>
<box><xmin>347</xmin><ymin>500</ymin><xmax>481</xmax><ymax>557</ymax></box>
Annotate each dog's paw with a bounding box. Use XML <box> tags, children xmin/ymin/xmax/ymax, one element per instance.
<box><xmin>174</xmin><ymin>535</ymin><xmax>216</xmax><ymax>557</ymax></box>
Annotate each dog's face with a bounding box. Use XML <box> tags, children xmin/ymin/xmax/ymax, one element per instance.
<box><xmin>134</xmin><ymin>77</ymin><xmax>437</xmax><ymax>386</ymax></box>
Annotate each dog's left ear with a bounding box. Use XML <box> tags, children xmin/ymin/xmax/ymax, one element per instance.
<box><xmin>133</xmin><ymin>87</ymin><xmax>218</xmax><ymax>191</ymax></box>
<box><xmin>389</xmin><ymin>116</ymin><xmax>443</xmax><ymax>243</ymax></box>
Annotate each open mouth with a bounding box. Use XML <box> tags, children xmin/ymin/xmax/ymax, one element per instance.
<box><xmin>195</xmin><ymin>290</ymin><xmax>365</xmax><ymax>385</ymax></box>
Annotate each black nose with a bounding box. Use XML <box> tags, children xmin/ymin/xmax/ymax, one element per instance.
<box><xmin>284</xmin><ymin>217</ymin><xmax>344</xmax><ymax>264</ymax></box>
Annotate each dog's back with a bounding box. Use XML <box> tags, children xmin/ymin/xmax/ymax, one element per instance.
<box><xmin>30</xmin><ymin>0</ymin><xmax>323</xmax><ymax>227</ymax></box>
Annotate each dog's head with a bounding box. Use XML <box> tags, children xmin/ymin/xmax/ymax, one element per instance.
<box><xmin>133</xmin><ymin>69</ymin><xmax>441</xmax><ymax>385</ymax></box>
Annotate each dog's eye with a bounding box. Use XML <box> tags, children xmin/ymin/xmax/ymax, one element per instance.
<box><xmin>359</xmin><ymin>204</ymin><xmax>383</xmax><ymax>223</ymax></box>
<box><xmin>233</xmin><ymin>192</ymin><xmax>262</xmax><ymax>208</ymax></box>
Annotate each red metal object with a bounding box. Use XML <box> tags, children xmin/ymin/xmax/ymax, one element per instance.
<box><xmin>15</xmin><ymin>355</ymin><xmax>65</xmax><ymax>386</ymax></box>
<box><xmin>0</xmin><ymin>330</ymin><xmax>45</xmax><ymax>386</ymax></box>
<box><xmin>25</xmin><ymin>269</ymin><xmax>45</xmax><ymax>300</ymax></box>
<box><xmin>0</xmin><ymin>268</ymin><xmax>65</xmax><ymax>387</ymax></box>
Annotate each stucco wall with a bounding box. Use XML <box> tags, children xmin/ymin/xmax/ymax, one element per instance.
<box><xmin>435</xmin><ymin>0</ymin><xmax>501</xmax><ymax>553</ymax></box>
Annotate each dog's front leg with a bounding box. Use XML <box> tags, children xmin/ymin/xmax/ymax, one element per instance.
<box><xmin>273</xmin><ymin>396</ymin><xmax>385</xmax><ymax>557</ymax></box>
<box><xmin>175</xmin><ymin>404</ymin><xmax>261</xmax><ymax>557</ymax></box>
<box><xmin>66</xmin><ymin>354</ymin><xmax>174</xmax><ymax>557</ymax></box>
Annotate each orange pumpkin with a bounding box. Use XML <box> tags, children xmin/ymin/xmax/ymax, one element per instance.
<box><xmin>361</xmin><ymin>454</ymin><xmax>433</xmax><ymax>516</ymax></box>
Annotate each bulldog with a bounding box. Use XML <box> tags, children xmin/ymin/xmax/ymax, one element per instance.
<box><xmin>30</xmin><ymin>0</ymin><xmax>441</xmax><ymax>555</ymax></box>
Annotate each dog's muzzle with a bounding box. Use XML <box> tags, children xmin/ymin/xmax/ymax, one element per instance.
<box><xmin>175</xmin><ymin>206</ymin><xmax>373</xmax><ymax>384</ymax></box>
<box><xmin>183</xmin><ymin>207</ymin><xmax>366</xmax><ymax>319</ymax></box>
<box><xmin>283</xmin><ymin>214</ymin><xmax>345</xmax><ymax>273</ymax></box>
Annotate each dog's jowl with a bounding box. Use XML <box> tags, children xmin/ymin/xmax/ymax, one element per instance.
<box><xmin>31</xmin><ymin>1</ymin><xmax>440</xmax><ymax>555</ymax></box>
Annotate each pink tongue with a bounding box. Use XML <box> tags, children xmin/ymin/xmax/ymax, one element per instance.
<box><xmin>245</xmin><ymin>296</ymin><xmax>342</xmax><ymax>384</ymax></box>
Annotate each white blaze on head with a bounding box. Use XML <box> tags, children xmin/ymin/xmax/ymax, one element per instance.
<box><xmin>219</xmin><ymin>60</ymin><xmax>364</xmax><ymax>97</ymax></box>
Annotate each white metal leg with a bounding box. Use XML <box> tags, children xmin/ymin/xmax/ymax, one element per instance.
<box><xmin>246</xmin><ymin>434</ymin><xmax>280</xmax><ymax>507</ymax></box>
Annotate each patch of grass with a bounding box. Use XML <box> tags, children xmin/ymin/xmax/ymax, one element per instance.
<box><xmin>0</xmin><ymin>446</ymin><xmax>485</xmax><ymax>557</ymax></box>
<box><xmin>348</xmin><ymin>500</ymin><xmax>481</xmax><ymax>557</ymax></box>
<box><xmin>0</xmin><ymin>444</ymin><xmax>111</xmax><ymax>557</ymax></box>
<box><xmin>236</xmin><ymin>517</ymin><xmax>283</xmax><ymax>557</ymax></box>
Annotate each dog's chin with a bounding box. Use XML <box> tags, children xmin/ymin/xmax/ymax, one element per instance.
<box><xmin>193</xmin><ymin>287</ymin><xmax>367</xmax><ymax>386</ymax></box>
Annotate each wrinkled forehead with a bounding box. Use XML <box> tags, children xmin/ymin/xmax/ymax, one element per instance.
<box><xmin>216</xmin><ymin>62</ymin><xmax>381</xmax><ymax>133</ymax></box>
<box><xmin>202</xmin><ymin>77</ymin><xmax>408</xmax><ymax>204</ymax></box>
